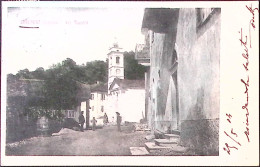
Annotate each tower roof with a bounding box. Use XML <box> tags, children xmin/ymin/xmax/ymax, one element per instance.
<box><xmin>108</xmin><ymin>39</ymin><xmax>123</xmax><ymax>54</ymax></box>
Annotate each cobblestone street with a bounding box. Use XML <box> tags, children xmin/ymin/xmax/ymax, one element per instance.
<box><xmin>6</xmin><ymin>125</ymin><xmax>147</xmax><ymax>156</ymax></box>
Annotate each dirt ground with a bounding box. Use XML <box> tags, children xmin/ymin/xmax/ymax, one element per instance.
<box><xmin>6</xmin><ymin>124</ymin><xmax>148</xmax><ymax>156</ymax></box>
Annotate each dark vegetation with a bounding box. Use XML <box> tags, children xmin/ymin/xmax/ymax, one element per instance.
<box><xmin>7</xmin><ymin>51</ymin><xmax>146</xmax><ymax>119</ymax></box>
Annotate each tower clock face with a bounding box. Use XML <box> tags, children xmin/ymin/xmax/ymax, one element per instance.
<box><xmin>116</xmin><ymin>69</ymin><xmax>120</xmax><ymax>75</ymax></box>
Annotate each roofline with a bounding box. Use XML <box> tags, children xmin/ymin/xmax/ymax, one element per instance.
<box><xmin>91</xmin><ymin>90</ymin><xmax>108</xmax><ymax>93</ymax></box>
<box><xmin>107</xmin><ymin>51</ymin><xmax>124</xmax><ymax>56</ymax></box>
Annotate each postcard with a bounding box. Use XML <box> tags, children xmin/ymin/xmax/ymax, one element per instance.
<box><xmin>1</xmin><ymin>1</ymin><xmax>259</xmax><ymax>166</ymax></box>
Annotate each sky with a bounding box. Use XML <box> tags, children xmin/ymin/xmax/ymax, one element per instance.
<box><xmin>3</xmin><ymin>7</ymin><xmax>145</xmax><ymax>74</ymax></box>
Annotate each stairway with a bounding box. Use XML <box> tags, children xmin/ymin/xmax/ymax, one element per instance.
<box><xmin>130</xmin><ymin>130</ymin><xmax>189</xmax><ymax>155</ymax></box>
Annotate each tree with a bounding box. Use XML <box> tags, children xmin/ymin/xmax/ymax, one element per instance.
<box><xmin>62</xmin><ymin>58</ymin><xmax>77</xmax><ymax>68</ymax></box>
<box><xmin>31</xmin><ymin>67</ymin><xmax>46</xmax><ymax>79</ymax></box>
<box><xmin>43</xmin><ymin>62</ymin><xmax>79</xmax><ymax>111</ymax></box>
<box><xmin>16</xmin><ymin>68</ymin><xmax>33</xmax><ymax>79</ymax></box>
<box><xmin>84</xmin><ymin>60</ymin><xmax>108</xmax><ymax>84</ymax></box>
<box><xmin>23</xmin><ymin>59</ymin><xmax>80</xmax><ymax>120</ymax></box>
<box><xmin>124</xmin><ymin>51</ymin><xmax>146</xmax><ymax>80</ymax></box>
<box><xmin>12</xmin><ymin>58</ymin><xmax>108</xmax><ymax>120</ymax></box>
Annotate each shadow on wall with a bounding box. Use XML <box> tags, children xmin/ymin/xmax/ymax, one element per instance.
<box><xmin>180</xmin><ymin>87</ymin><xmax>219</xmax><ymax>155</ymax></box>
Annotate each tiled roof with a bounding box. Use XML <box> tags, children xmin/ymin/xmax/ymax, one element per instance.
<box><xmin>109</xmin><ymin>78</ymin><xmax>145</xmax><ymax>90</ymax></box>
<box><xmin>90</xmin><ymin>83</ymin><xmax>108</xmax><ymax>93</ymax></box>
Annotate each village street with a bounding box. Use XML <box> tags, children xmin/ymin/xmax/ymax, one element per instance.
<box><xmin>6</xmin><ymin>125</ymin><xmax>147</xmax><ymax>156</ymax></box>
<box><xmin>4</xmin><ymin>7</ymin><xmax>223</xmax><ymax>160</ymax></box>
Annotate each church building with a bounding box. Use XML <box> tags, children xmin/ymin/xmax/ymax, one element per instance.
<box><xmin>106</xmin><ymin>42</ymin><xmax>145</xmax><ymax>124</ymax></box>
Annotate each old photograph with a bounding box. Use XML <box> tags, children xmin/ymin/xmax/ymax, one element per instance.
<box><xmin>3</xmin><ymin>6</ymin><xmax>221</xmax><ymax>157</ymax></box>
<box><xmin>2</xmin><ymin>0</ymin><xmax>260</xmax><ymax>165</ymax></box>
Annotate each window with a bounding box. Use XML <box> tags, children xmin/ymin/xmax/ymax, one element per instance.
<box><xmin>67</xmin><ymin>110</ymin><xmax>75</xmax><ymax>118</ymax></box>
<box><xmin>92</xmin><ymin>106</ymin><xmax>94</xmax><ymax>111</ymax></box>
<box><xmin>91</xmin><ymin>94</ymin><xmax>94</xmax><ymax>100</ymax></box>
<box><xmin>116</xmin><ymin>57</ymin><xmax>120</xmax><ymax>64</ymax></box>
<box><xmin>101</xmin><ymin>94</ymin><xmax>106</xmax><ymax>100</ymax></box>
<box><xmin>101</xmin><ymin>106</ymin><xmax>104</xmax><ymax>112</ymax></box>
<box><xmin>71</xmin><ymin>111</ymin><xmax>75</xmax><ymax>117</ymax></box>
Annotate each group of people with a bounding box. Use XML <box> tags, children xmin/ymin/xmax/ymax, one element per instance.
<box><xmin>78</xmin><ymin>111</ymin><xmax>122</xmax><ymax>132</ymax></box>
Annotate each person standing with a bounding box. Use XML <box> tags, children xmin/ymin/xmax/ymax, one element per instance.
<box><xmin>103</xmin><ymin>113</ymin><xmax>108</xmax><ymax>125</ymax></box>
<box><xmin>78</xmin><ymin>111</ymin><xmax>85</xmax><ymax>132</ymax></box>
<box><xmin>116</xmin><ymin>112</ymin><xmax>122</xmax><ymax>132</ymax></box>
<box><xmin>91</xmin><ymin>117</ymin><xmax>97</xmax><ymax>131</ymax></box>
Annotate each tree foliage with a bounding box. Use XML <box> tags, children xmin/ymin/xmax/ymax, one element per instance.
<box><xmin>43</xmin><ymin>65</ymin><xmax>79</xmax><ymax>110</ymax></box>
<box><xmin>7</xmin><ymin>52</ymin><xmax>145</xmax><ymax>119</ymax></box>
<box><xmin>84</xmin><ymin>60</ymin><xmax>108</xmax><ymax>84</ymax></box>
<box><xmin>124</xmin><ymin>51</ymin><xmax>146</xmax><ymax>80</ymax></box>
<box><xmin>8</xmin><ymin>58</ymin><xmax>107</xmax><ymax>119</ymax></box>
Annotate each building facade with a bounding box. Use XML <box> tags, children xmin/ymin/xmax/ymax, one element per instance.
<box><xmin>89</xmin><ymin>83</ymin><xmax>108</xmax><ymax>122</ymax></box>
<box><xmin>137</xmin><ymin>8</ymin><xmax>221</xmax><ymax>155</ymax></box>
<box><xmin>107</xmin><ymin>78</ymin><xmax>145</xmax><ymax>123</ymax></box>
<box><xmin>106</xmin><ymin>42</ymin><xmax>145</xmax><ymax>124</ymax></box>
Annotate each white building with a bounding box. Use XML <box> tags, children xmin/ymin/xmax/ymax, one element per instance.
<box><xmin>106</xmin><ymin>42</ymin><xmax>145</xmax><ymax>123</ymax></box>
<box><xmin>107</xmin><ymin>78</ymin><xmax>145</xmax><ymax>123</ymax></box>
<box><xmin>89</xmin><ymin>83</ymin><xmax>108</xmax><ymax>120</ymax></box>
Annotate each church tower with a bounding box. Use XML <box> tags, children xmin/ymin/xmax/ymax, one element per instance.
<box><xmin>107</xmin><ymin>41</ymin><xmax>124</xmax><ymax>92</ymax></box>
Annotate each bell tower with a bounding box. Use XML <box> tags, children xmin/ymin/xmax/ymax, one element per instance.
<box><xmin>107</xmin><ymin>41</ymin><xmax>124</xmax><ymax>91</ymax></box>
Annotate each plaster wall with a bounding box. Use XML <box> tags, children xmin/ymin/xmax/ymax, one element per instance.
<box><xmin>175</xmin><ymin>8</ymin><xmax>220</xmax><ymax>155</ymax></box>
<box><xmin>176</xmin><ymin>8</ymin><xmax>220</xmax><ymax>122</ymax></box>
<box><xmin>107</xmin><ymin>89</ymin><xmax>145</xmax><ymax>123</ymax></box>
<box><xmin>89</xmin><ymin>92</ymin><xmax>107</xmax><ymax>119</ymax></box>
<box><xmin>145</xmin><ymin>8</ymin><xmax>220</xmax><ymax>155</ymax></box>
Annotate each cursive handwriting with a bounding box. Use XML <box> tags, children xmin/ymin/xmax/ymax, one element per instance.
<box><xmin>246</xmin><ymin>4</ymin><xmax>259</xmax><ymax>48</ymax></box>
<box><xmin>224</xmin><ymin>131</ymin><xmax>241</xmax><ymax>146</ymax></box>
<box><xmin>223</xmin><ymin>4</ymin><xmax>258</xmax><ymax>155</ymax></box>
<box><xmin>239</xmin><ymin>28</ymin><xmax>249</xmax><ymax>71</ymax></box>
<box><xmin>246</xmin><ymin>4</ymin><xmax>259</xmax><ymax>29</ymax></box>
<box><xmin>239</xmin><ymin>25</ymin><xmax>251</xmax><ymax>143</ymax></box>
<box><xmin>223</xmin><ymin>143</ymin><xmax>238</xmax><ymax>155</ymax></box>
<box><xmin>223</xmin><ymin>114</ymin><xmax>241</xmax><ymax>155</ymax></box>
<box><xmin>241</xmin><ymin>76</ymin><xmax>250</xmax><ymax>142</ymax></box>
<box><xmin>226</xmin><ymin>113</ymin><xmax>232</xmax><ymax>123</ymax></box>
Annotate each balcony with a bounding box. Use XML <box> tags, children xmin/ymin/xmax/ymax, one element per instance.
<box><xmin>135</xmin><ymin>44</ymin><xmax>150</xmax><ymax>66</ymax></box>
